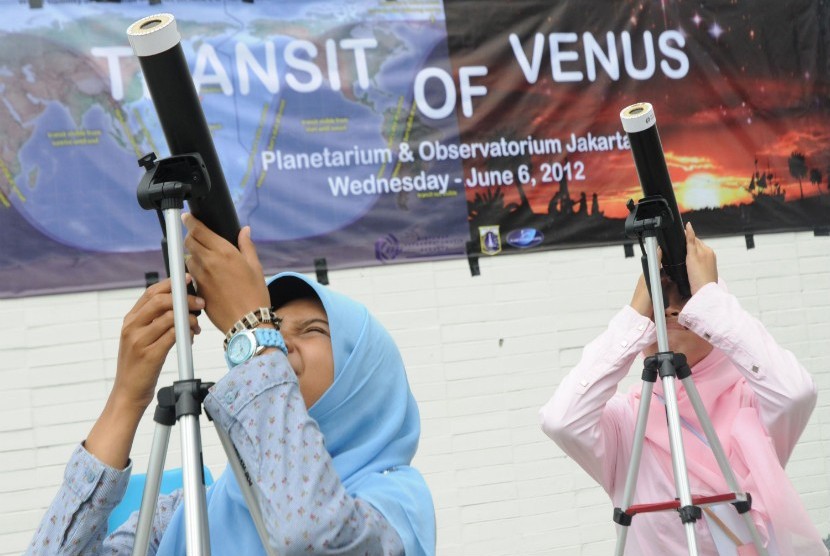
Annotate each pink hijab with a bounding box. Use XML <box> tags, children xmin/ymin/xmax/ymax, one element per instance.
<box><xmin>630</xmin><ymin>349</ymin><xmax>825</xmax><ymax>555</ymax></box>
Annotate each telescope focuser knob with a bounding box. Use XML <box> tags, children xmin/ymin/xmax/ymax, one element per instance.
<box><xmin>139</xmin><ymin>152</ymin><xmax>158</xmax><ymax>170</ymax></box>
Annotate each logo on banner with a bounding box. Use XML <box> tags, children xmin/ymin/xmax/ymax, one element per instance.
<box><xmin>374</xmin><ymin>234</ymin><xmax>403</xmax><ymax>263</ymax></box>
<box><xmin>479</xmin><ymin>226</ymin><xmax>502</xmax><ymax>255</ymax></box>
<box><xmin>506</xmin><ymin>228</ymin><xmax>544</xmax><ymax>249</ymax></box>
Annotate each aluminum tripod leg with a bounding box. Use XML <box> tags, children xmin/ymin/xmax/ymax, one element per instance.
<box><xmin>661</xmin><ymin>373</ymin><xmax>700</xmax><ymax>554</ymax></box>
<box><xmin>614</xmin><ymin>235</ymin><xmax>699</xmax><ymax>555</ymax></box>
<box><xmin>681</xmin><ymin>377</ymin><xmax>768</xmax><ymax>555</ymax></box>
<box><xmin>132</xmin><ymin>415</ymin><xmax>278</xmax><ymax>555</ymax></box>
<box><xmin>133</xmin><ymin>422</ymin><xmax>171</xmax><ymax>553</ymax></box>
<box><xmin>614</xmin><ymin>372</ymin><xmax>701</xmax><ymax>555</ymax></box>
<box><xmin>132</xmin><ymin>207</ymin><xmax>277</xmax><ymax>556</ymax></box>
<box><xmin>132</xmin><ymin>208</ymin><xmax>210</xmax><ymax>556</ymax></box>
<box><xmin>211</xmin><ymin>419</ymin><xmax>277</xmax><ymax>555</ymax></box>
<box><xmin>614</xmin><ymin>380</ymin><xmax>656</xmax><ymax>555</ymax></box>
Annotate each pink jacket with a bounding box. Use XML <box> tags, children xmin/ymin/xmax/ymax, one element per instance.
<box><xmin>540</xmin><ymin>282</ymin><xmax>824</xmax><ymax>555</ymax></box>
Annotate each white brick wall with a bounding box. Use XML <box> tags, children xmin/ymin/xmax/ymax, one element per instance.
<box><xmin>1</xmin><ymin>231</ymin><xmax>828</xmax><ymax>555</ymax></box>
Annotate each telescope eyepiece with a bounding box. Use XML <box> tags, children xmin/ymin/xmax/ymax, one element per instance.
<box><xmin>127</xmin><ymin>13</ymin><xmax>179</xmax><ymax>56</ymax></box>
<box><xmin>140</xmin><ymin>18</ymin><xmax>164</xmax><ymax>31</ymax></box>
<box><xmin>621</xmin><ymin>102</ymin><xmax>657</xmax><ymax>133</ymax></box>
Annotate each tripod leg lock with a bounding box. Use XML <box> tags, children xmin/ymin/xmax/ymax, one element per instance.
<box><xmin>673</xmin><ymin>353</ymin><xmax>691</xmax><ymax>380</ymax></box>
<box><xmin>678</xmin><ymin>504</ymin><xmax>702</xmax><ymax>524</ymax></box>
<box><xmin>642</xmin><ymin>356</ymin><xmax>659</xmax><ymax>383</ymax></box>
<box><xmin>645</xmin><ymin>352</ymin><xmax>692</xmax><ymax>380</ymax></box>
<box><xmin>732</xmin><ymin>493</ymin><xmax>752</xmax><ymax>514</ymax></box>
<box><xmin>155</xmin><ymin>379</ymin><xmax>216</xmax><ymax>423</ymax></box>
<box><xmin>653</xmin><ymin>351</ymin><xmax>691</xmax><ymax>379</ymax></box>
<box><xmin>613</xmin><ymin>507</ymin><xmax>633</xmax><ymax>526</ymax></box>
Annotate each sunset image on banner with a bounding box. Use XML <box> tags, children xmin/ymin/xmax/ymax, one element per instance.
<box><xmin>444</xmin><ymin>0</ymin><xmax>830</xmax><ymax>253</ymax></box>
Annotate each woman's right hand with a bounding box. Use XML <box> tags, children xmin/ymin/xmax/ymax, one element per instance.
<box><xmin>112</xmin><ymin>276</ymin><xmax>204</xmax><ymax>412</ymax></box>
<box><xmin>630</xmin><ymin>273</ymin><xmax>654</xmax><ymax>318</ymax></box>
<box><xmin>87</xmin><ymin>277</ymin><xmax>203</xmax><ymax>469</ymax></box>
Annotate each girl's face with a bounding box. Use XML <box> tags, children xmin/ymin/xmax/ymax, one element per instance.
<box><xmin>275</xmin><ymin>297</ymin><xmax>334</xmax><ymax>409</ymax></box>
<box><xmin>643</xmin><ymin>276</ymin><xmax>713</xmax><ymax>366</ymax></box>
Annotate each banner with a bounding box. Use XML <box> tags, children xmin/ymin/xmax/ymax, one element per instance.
<box><xmin>1</xmin><ymin>0</ymin><xmax>828</xmax><ymax>297</ymax></box>
<box><xmin>0</xmin><ymin>0</ymin><xmax>468</xmax><ymax>297</ymax></box>
<box><xmin>446</xmin><ymin>0</ymin><xmax>830</xmax><ymax>254</ymax></box>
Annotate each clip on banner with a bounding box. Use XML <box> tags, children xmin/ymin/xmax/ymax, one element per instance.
<box><xmin>465</xmin><ymin>241</ymin><xmax>481</xmax><ymax>277</ymax></box>
<box><xmin>314</xmin><ymin>258</ymin><xmax>329</xmax><ymax>285</ymax></box>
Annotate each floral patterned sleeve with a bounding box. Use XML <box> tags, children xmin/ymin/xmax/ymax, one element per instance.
<box><xmin>25</xmin><ymin>444</ymin><xmax>129</xmax><ymax>555</ymax></box>
<box><xmin>25</xmin><ymin>443</ymin><xmax>182</xmax><ymax>555</ymax></box>
<box><xmin>203</xmin><ymin>350</ymin><xmax>404</xmax><ymax>555</ymax></box>
<box><xmin>27</xmin><ymin>350</ymin><xmax>401</xmax><ymax>556</ymax></box>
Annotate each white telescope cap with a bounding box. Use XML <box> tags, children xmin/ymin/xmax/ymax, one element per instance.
<box><xmin>620</xmin><ymin>102</ymin><xmax>656</xmax><ymax>133</ymax></box>
<box><xmin>127</xmin><ymin>13</ymin><xmax>180</xmax><ymax>57</ymax></box>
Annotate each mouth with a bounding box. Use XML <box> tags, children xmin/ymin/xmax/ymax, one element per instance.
<box><xmin>664</xmin><ymin>320</ymin><xmax>688</xmax><ymax>331</ymax></box>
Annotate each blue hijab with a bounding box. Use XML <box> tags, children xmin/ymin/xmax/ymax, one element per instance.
<box><xmin>156</xmin><ymin>272</ymin><xmax>435</xmax><ymax>555</ymax></box>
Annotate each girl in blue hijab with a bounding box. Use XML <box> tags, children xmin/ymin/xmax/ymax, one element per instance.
<box><xmin>154</xmin><ymin>272</ymin><xmax>436</xmax><ymax>555</ymax></box>
<box><xmin>26</xmin><ymin>218</ymin><xmax>435</xmax><ymax>556</ymax></box>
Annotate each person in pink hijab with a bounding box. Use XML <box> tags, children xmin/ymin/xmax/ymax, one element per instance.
<box><xmin>540</xmin><ymin>223</ymin><xmax>825</xmax><ymax>556</ymax></box>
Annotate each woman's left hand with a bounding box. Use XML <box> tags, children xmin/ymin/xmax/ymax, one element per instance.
<box><xmin>685</xmin><ymin>221</ymin><xmax>718</xmax><ymax>295</ymax></box>
<box><xmin>182</xmin><ymin>213</ymin><xmax>271</xmax><ymax>334</ymax></box>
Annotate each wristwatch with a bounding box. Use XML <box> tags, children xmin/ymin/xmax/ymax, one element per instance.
<box><xmin>223</xmin><ymin>307</ymin><xmax>280</xmax><ymax>350</ymax></box>
<box><xmin>224</xmin><ymin>327</ymin><xmax>287</xmax><ymax>368</ymax></box>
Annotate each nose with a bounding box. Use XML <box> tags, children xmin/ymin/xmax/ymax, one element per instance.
<box><xmin>660</xmin><ymin>278</ymin><xmax>683</xmax><ymax>317</ymax></box>
<box><xmin>281</xmin><ymin>332</ymin><xmax>295</xmax><ymax>352</ymax></box>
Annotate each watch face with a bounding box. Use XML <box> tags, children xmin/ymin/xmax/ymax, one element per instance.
<box><xmin>227</xmin><ymin>331</ymin><xmax>255</xmax><ymax>365</ymax></box>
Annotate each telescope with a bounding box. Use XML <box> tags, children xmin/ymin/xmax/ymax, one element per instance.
<box><xmin>620</xmin><ymin>102</ymin><xmax>692</xmax><ymax>299</ymax></box>
<box><xmin>121</xmin><ymin>15</ymin><xmax>274</xmax><ymax>556</ymax></box>
<box><xmin>127</xmin><ymin>13</ymin><xmax>240</xmax><ymax>246</ymax></box>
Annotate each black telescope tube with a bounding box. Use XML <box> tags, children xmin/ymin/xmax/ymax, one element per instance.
<box><xmin>127</xmin><ymin>14</ymin><xmax>240</xmax><ymax>246</ymax></box>
<box><xmin>620</xmin><ymin>102</ymin><xmax>691</xmax><ymax>298</ymax></box>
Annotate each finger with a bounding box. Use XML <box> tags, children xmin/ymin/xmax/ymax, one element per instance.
<box><xmin>184</xmin><ymin>249</ymin><xmax>205</xmax><ymax>279</ymax></box>
<box><xmin>146</xmin><ymin>323</ymin><xmax>179</xmax><ymax>360</ymax></box>
<box><xmin>120</xmin><ymin>315</ymin><xmax>172</xmax><ymax>368</ymax></box>
<box><xmin>130</xmin><ymin>277</ymin><xmax>176</xmax><ymax>315</ymax></box>
<box><xmin>685</xmin><ymin>222</ymin><xmax>699</xmax><ymax>255</ymax></box>
<box><xmin>132</xmin><ymin>289</ymin><xmax>187</xmax><ymax>338</ymax></box>
<box><xmin>189</xmin><ymin>313</ymin><xmax>201</xmax><ymax>335</ymax></box>
<box><xmin>139</xmin><ymin>287</ymin><xmax>204</xmax><ymax>325</ymax></box>
<box><xmin>182</xmin><ymin>212</ymin><xmax>225</xmax><ymax>251</ymax></box>
<box><xmin>125</xmin><ymin>285</ymin><xmax>174</xmax><ymax>333</ymax></box>
<box><xmin>239</xmin><ymin>226</ymin><xmax>264</xmax><ymax>274</ymax></box>
<box><xmin>188</xmin><ymin>293</ymin><xmax>206</xmax><ymax>314</ymax></box>
<box><xmin>685</xmin><ymin>221</ymin><xmax>696</xmax><ymax>242</ymax></box>
<box><xmin>130</xmin><ymin>290</ymin><xmax>204</xmax><ymax>346</ymax></box>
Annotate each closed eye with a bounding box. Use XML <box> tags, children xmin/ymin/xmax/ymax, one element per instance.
<box><xmin>294</xmin><ymin>317</ymin><xmax>330</xmax><ymax>336</ymax></box>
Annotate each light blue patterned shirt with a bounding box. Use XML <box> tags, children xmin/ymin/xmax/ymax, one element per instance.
<box><xmin>26</xmin><ymin>352</ymin><xmax>404</xmax><ymax>555</ymax></box>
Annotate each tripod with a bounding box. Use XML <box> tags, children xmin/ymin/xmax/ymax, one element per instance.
<box><xmin>613</xmin><ymin>197</ymin><xmax>768</xmax><ymax>556</ymax></box>
<box><xmin>131</xmin><ymin>152</ymin><xmax>277</xmax><ymax>556</ymax></box>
